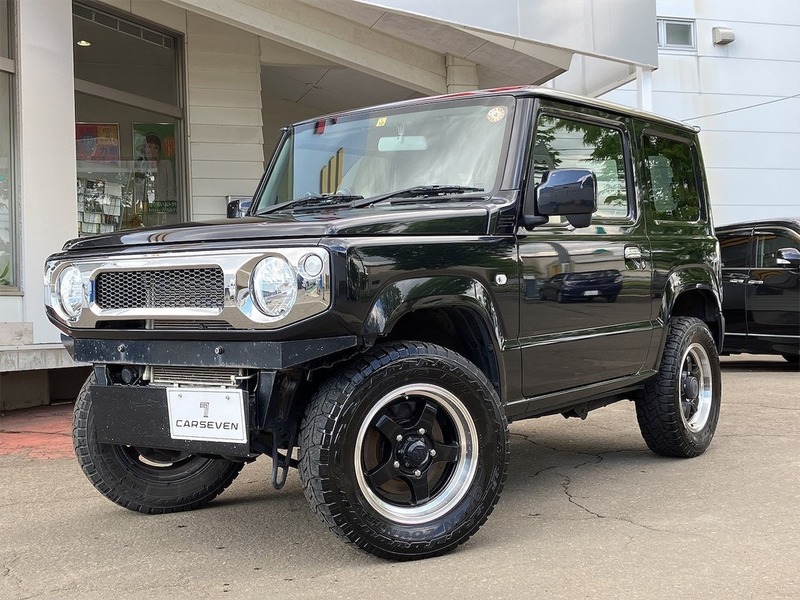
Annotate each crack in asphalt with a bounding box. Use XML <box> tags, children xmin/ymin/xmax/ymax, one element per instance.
<box><xmin>510</xmin><ymin>431</ymin><xmax>603</xmax><ymax>476</ymax></box>
<box><xmin>556</xmin><ymin>472</ymin><xmax>668</xmax><ymax>533</ymax></box>
<box><xmin>511</xmin><ymin>430</ymin><xmax>671</xmax><ymax>534</ymax></box>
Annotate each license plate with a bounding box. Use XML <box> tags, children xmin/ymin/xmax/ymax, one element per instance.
<box><xmin>167</xmin><ymin>388</ymin><xmax>246</xmax><ymax>443</ymax></box>
<box><xmin>583</xmin><ymin>290</ymin><xmax>600</xmax><ymax>296</ymax></box>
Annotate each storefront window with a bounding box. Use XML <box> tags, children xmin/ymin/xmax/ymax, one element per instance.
<box><xmin>75</xmin><ymin>94</ymin><xmax>180</xmax><ymax>232</ymax></box>
<box><xmin>73</xmin><ymin>3</ymin><xmax>183</xmax><ymax>236</ymax></box>
<box><xmin>1</xmin><ymin>0</ymin><xmax>15</xmax><ymax>287</ymax></box>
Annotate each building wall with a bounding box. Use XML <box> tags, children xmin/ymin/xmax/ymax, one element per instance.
<box><xmin>600</xmin><ymin>0</ymin><xmax>800</xmax><ymax>225</ymax></box>
<box><xmin>16</xmin><ymin>0</ymin><xmax>77</xmax><ymax>344</ymax></box>
<box><xmin>186</xmin><ymin>13</ymin><xmax>264</xmax><ymax>222</ymax></box>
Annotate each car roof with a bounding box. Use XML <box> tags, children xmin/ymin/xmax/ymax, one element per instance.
<box><xmin>717</xmin><ymin>218</ymin><xmax>800</xmax><ymax>233</ymax></box>
<box><xmin>293</xmin><ymin>85</ymin><xmax>697</xmax><ymax>134</ymax></box>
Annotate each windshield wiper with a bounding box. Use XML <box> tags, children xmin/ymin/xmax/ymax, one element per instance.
<box><xmin>352</xmin><ymin>185</ymin><xmax>484</xmax><ymax>208</ymax></box>
<box><xmin>257</xmin><ymin>193</ymin><xmax>364</xmax><ymax>215</ymax></box>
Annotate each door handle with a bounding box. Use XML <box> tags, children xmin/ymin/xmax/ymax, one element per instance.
<box><xmin>624</xmin><ymin>245</ymin><xmax>648</xmax><ymax>270</ymax></box>
<box><xmin>727</xmin><ymin>272</ymin><xmax>748</xmax><ymax>284</ymax></box>
<box><xmin>747</xmin><ymin>279</ymin><xmax>763</xmax><ymax>286</ymax></box>
<box><xmin>624</xmin><ymin>245</ymin><xmax>642</xmax><ymax>260</ymax></box>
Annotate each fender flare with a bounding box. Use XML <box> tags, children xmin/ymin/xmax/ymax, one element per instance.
<box><xmin>362</xmin><ymin>276</ymin><xmax>506</xmax><ymax>350</ymax></box>
<box><xmin>659</xmin><ymin>265</ymin><xmax>724</xmax><ymax>348</ymax></box>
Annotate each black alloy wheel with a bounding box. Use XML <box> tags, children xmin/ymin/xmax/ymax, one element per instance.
<box><xmin>299</xmin><ymin>342</ymin><xmax>508</xmax><ymax>560</ymax></box>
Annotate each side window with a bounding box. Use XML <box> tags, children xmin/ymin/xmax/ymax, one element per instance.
<box><xmin>719</xmin><ymin>234</ymin><xmax>752</xmax><ymax>268</ymax></box>
<box><xmin>756</xmin><ymin>231</ymin><xmax>800</xmax><ymax>267</ymax></box>
<box><xmin>644</xmin><ymin>135</ymin><xmax>701</xmax><ymax>221</ymax></box>
<box><xmin>532</xmin><ymin>114</ymin><xmax>629</xmax><ymax>219</ymax></box>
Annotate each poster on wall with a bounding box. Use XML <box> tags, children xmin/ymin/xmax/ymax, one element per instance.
<box><xmin>132</xmin><ymin>123</ymin><xmax>177</xmax><ymax>216</ymax></box>
<box><xmin>75</xmin><ymin>123</ymin><xmax>120</xmax><ymax>161</ymax></box>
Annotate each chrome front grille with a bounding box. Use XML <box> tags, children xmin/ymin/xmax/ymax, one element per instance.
<box><xmin>95</xmin><ymin>268</ymin><xmax>224</xmax><ymax>310</ymax></box>
<box><xmin>46</xmin><ymin>248</ymin><xmax>331</xmax><ymax>330</ymax></box>
<box><xmin>149</xmin><ymin>366</ymin><xmax>241</xmax><ymax>387</ymax></box>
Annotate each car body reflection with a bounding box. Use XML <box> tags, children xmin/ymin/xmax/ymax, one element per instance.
<box><xmin>538</xmin><ymin>269</ymin><xmax>623</xmax><ymax>303</ymax></box>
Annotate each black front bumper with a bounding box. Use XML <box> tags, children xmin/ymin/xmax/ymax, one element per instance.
<box><xmin>66</xmin><ymin>335</ymin><xmax>359</xmax><ymax>369</ymax></box>
<box><xmin>74</xmin><ymin>335</ymin><xmax>359</xmax><ymax>458</ymax></box>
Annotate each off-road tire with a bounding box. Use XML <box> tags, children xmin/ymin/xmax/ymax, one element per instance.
<box><xmin>298</xmin><ymin>341</ymin><xmax>508</xmax><ymax>560</ymax></box>
<box><xmin>636</xmin><ymin>317</ymin><xmax>721</xmax><ymax>457</ymax></box>
<box><xmin>73</xmin><ymin>375</ymin><xmax>245</xmax><ymax>514</ymax></box>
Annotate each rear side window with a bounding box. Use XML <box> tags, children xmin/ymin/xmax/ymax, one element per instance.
<box><xmin>643</xmin><ymin>135</ymin><xmax>701</xmax><ymax>221</ymax></box>
<box><xmin>532</xmin><ymin>115</ymin><xmax>630</xmax><ymax>219</ymax></box>
<box><xmin>719</xmin><ymin>233</ymin><xmax>752</xmax><ymax>268</ymax></box>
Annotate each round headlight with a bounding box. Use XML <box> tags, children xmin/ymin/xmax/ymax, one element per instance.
<box><xmin>251</xmin><ymin>256</ymin><xmax>297</xmax><ymax>317</ymax></box>
<box><xmin>57</xmin><ymin>266</ymin><xmax>85</xmax><ymax>319</ymax></box>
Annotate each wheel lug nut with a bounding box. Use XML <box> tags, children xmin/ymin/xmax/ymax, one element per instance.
<box><xmin>396</xmin><ymin>434</ymin><xmax>403</xmax><ymax>442</ymax></box>
<box><xmin>414</xmin><ymin>469</ymin><xmax>421</xmax><ymax>477</ymax></box>
<box><xmin>393</xmin><ymin>461</ymin><xmax>400</xmax><ymax>469</ymax></box>
<box><xmin>418</xmin><ymin>428</ymin><xmax>425</xmax><ymax>435</ymax></box>
<box><xmin>429</xmin><ymin>449</ymin><xmax>437</xmax><ymax>457</ymax></box>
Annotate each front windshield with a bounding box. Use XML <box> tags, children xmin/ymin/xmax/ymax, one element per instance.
<box><xmin>253</xmin><ymin>96</ymin><xmax>516</xmax><ymax>211</ymax></box>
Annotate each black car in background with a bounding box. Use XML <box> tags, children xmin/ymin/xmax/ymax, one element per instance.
<box><xmin>539</xmin><ymin>269</ymin><xmax>623</xmax><ymax>302</ymax></box>
<box><xmin>717</xmin><ymin>218</ymin><xmax>800</xmax><ymax>364</ymax></box>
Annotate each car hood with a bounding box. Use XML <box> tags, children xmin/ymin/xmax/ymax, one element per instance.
<box><xmin>62</xmin><ymin>205</ymin><xmax>494</xmax><ymax>251</ymax></box>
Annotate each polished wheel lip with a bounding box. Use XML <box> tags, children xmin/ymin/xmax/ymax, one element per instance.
<box><xmin>111</xmin><ymin>445</ymin><xmax>198</xmax><ymax>477</ymax></box>
<box><xmin>679</xmin><ymin>342</ymin><xmax>714</xmax><ymax>433</ymax></box>
<box><xmin>354</xmin><ymin>383</ymin><xmax>479</xmax><ymax>525</ymax></box>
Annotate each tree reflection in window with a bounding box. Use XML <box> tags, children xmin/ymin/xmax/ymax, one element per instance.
<box><xmin>644</xmin><ymin>135</ymin><xmax>701</xmax><ymax>221</ymax></box>
<box><xmin>532</xmin><ymin>115</ymin><xmax>629</xmax><ymax>219</ymax></box>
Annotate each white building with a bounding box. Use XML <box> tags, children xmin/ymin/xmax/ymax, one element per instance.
<box><xmin>1</xmin><ymin>0</ymin><xmax>797</xmax><ymax>411</ymax></box>
<box><xmin>597</xmin><ymin>0</ymin><xmax>800</xmax><ymax>225</ymax></box>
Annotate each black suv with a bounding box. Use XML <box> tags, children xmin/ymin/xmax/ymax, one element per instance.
<box><xmin>717</xmin><ymin>218</ymin><xmax>800</xmax><ymax>363</ymax></box>
<box><xmin>45</xmin><ymin>87</ymin><xmax>724</xmax><ymax>560</ymax></box>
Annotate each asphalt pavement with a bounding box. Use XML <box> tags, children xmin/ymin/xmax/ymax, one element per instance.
<box><xmin>1</xmin><ymin>354</ymin><xmax>798</xmax><ymax>599</ymax></box>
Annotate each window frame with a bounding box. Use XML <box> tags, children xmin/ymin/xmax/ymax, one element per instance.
<box><xmin>0</xmin><ymin>0</ymin><xmax>17</xmax><ymax>292</ymax></box>
<box><xmin>718</xmin><ymin>229</ymin><xmax>754</xmax><ymax>270</ymax></box>
<box><xmin>530</xmin><ymin>107</ymin><xmax>636</xmax><ymax>224</ymax></box>
<box><xmin>641</xmin><ymin>128</ymin><xmax>706</xmax><ymax>225</ymax></box>
<box><xmin>657</xmin><ymin>18</ymin><xmax>697</xmax><ymax>51</ymax></box>
<box><xmin>753</xmin><ymin>227</ymin><xmax>800</xmax><ymax>268</ymax></box>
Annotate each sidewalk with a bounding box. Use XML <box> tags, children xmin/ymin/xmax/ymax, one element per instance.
<box><xmin>0</xmin><ymin>402</ymin><xmax>74</xmax><ymax>460</ymax></box>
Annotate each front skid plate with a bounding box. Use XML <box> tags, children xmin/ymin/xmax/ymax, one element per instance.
<box><xmin>91</xmin><ymin>384</ymin><xmax>252</xmax><ymax>458</ymax></box>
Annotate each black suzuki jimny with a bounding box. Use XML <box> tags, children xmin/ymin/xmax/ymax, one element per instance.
<box><xmin>45</xmin><ymin>87</ymin><xmax>724</xmax><ymax>560</ymax></box>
